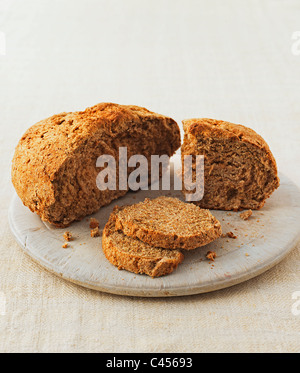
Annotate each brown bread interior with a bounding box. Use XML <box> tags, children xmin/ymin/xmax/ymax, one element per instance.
<box><xmin>182</xmin><ymin>119</ymin><xmax>280</xmax><ymax>211</ymax></box>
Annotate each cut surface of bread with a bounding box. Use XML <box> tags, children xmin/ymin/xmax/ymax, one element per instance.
<box><xmin>181</xmin><ymin>118</ymin><xmax>280</xmax><ymax>211</ymax></box>
<box><xmin>11</xmin><ymin>103</ymin><xmax>180</xmax><ymax>227</ymax></box>
<box><xmin>114</xmin><ymin>196</ymin><xmax>222</xmax><ymax>250</ymax></box>
<box><xmin>102</xmin><ymin>207</ymin><xmax>184</xmax><ymax>277</ymax></box>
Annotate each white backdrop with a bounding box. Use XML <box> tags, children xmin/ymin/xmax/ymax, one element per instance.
<box><xmin>0</xmin><ymin>0</ymin><xmax>300</xmax><ymax>352</ymax></box>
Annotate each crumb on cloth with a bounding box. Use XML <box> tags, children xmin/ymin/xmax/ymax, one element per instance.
<box><xmin>62</xmin><ymin>242</ymin><xmax>68</xmax><ymax>248</ymax></box>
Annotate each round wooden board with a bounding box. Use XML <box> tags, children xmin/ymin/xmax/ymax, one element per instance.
<box><xmin>8</xmin><ymin>163</ymin><xmax>300</xmax><ymax>297</ymax></box>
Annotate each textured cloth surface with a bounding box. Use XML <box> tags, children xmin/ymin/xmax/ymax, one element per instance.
<box><xmin>0</xmin><ymin>0</ymin><xmax>300</xmax><ymax>352</ymax></box>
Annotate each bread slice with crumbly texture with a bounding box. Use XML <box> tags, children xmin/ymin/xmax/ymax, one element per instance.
<box><xmin>114</xmin><ymin>196</ymin><xmax>222</xmax><ymax>250</ymax></box>
<box><xmin>12</xmin><ymin>103</ymin><xmax>180</xmax><ymax>227</ymax></box>
<box><xmin>181</xmin><ymin>118</ymin><xmax>280</xmax><ymax>211</ymax></box>
<box><xmin>102</xmin><ymin>207</ymin><xmax>184</xmax><ymax>277</ymax></box>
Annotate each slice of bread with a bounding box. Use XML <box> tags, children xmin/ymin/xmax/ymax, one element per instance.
<box><xmin>181</xmin><ymin>118</ymin><xmax>280</xmax><ymax>210</ymax></box>
<box><xmin>114</xmin><ymin>196</ymin><xmax>222</xmax><ymax>250</ymax></box>
<box><xmin>102</xmin><ymin>207</ymin><xmax>184</xmax><ymax>277</ymax></box>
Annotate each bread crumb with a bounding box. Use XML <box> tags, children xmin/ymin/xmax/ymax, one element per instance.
<box><xmin>240</xmin><ymin>209</ymin><xmax>252</xmax><ymax>220</ymax></box>
<box><xmin>227</xmin><ymin>231</ymin><xmax>237</xmax><ymax>239</ymax></box>
<box><xmin>91</xmin><ymin>227</ymin><xmax>101</xmax><ymax>237</ymax></box>
<box><xmin>245</xmin><ymin>253</ymin><xmax>249</xmax><ymax>256</ymax></box>
<box><xmin>62</xmin><ymin>242</ymin><xmax>68</xmax><ymax>248</ymax></box>
<box><xmin>222</xmin><ymin>232</ymin><xmax>237</xmax><ymax>239</ymax></box>
<box><xmin>89</xmin><ymin>217</ymin><xmax>99</xmax><ymax>229</ymax></box>
<box><xmin>63</xmin><ymin>231</ymin><xmax>72</xmax><ymax>241</ymax></box>
<box><xmin>206</xmin><ymin>250</ymin><xmax>217</xmax><ymax>261</ymax></box>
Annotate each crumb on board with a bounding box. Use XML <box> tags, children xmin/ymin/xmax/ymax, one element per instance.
<box><xmin>206</xmin><ymin>250</ymin><xmax>217</xmax><ymax>262</ymax></box>
<box><xmin>227</xmin><ymin>231</ymin><xmax>237</xmax><ymax>239</ymax></box>
<box><xmin>89</xmin><ymin>217</ymin><xmax>99</xmax><ymax>229</ymax></box>
<box><xmin>245</xmin><ymin>253</ymin><xmax>249</xmax><ymax>256</ymax></box>
<box><xmin>222</xmin><ymin>232</ymin><xmax>237</xmax><ymax>239</ymax></box>
<box><xmin>63</xmin><ymin>231</ymin><xmax>72</xmax><ymax>241</ymax></box>
<box><xmin>240</xmin><ymin>209</ymin><xmax>253</xmax><ymax>220</ymax></box>
<box><xmin>90</xmin><ymin>226</ymin><xmax>101</xmax><ymax>237</ymax></box>
<box><xmin>62</xmin><ymin>242</ymin><xmax>68</xmax><ymax>248</ymax></box>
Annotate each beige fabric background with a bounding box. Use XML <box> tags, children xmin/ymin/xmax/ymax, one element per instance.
<box><xmin>0</xmin><ymin>0</ymin><xmax>300</xmax><ymax>352</ymax></box>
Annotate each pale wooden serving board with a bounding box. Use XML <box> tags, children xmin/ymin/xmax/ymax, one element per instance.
<box><xmin>8</xmin><ymin>158</ymin><xmax>300</xmax><ymax>297</ymax></box>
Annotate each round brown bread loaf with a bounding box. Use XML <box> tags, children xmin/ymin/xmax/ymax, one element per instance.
<box><xmin>181</xmin><ymin>118</ymin><xmax>280</xmax><ymax>211</ymax></box>
<box><xmin>102</xmin><ymin>207</ymin><xmax>184</xmax><ymax>278</ymax></box>
<box><xmin>11</xmin><ymin>103</ymin><xmax>181</xmax><ymax>227</ymax></box>
<box><xmin>114</xmin><ymin>196</ymin><xmax>222</xmax><ymax>250</ymax></box>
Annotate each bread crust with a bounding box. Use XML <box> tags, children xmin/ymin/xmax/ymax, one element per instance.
<box><xmin>181</xmin><ymin>118</ymin><xmax>280</xmax><ymax>210</ymax></box>
<box><xmin>11</xmin><ymin>103</ymin><xmax>181</xmax><ymax>227</ymax></box>
<box><xmin>182</xmin><ymin>118</ymin><xmax>277</xmax><ymax>161</ymax></box>
<box><xmin>102</xmin><ymin>207</ymin><xmax>184</xmax><ymax>277</ymax></box>
<box><xmin>114</xmin><ymin>197</ymin><xmax>222</xmax><ymax>250</ymax></box>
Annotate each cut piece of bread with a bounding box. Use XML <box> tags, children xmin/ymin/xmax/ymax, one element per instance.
<box><xmin>181</xmin><ymin>118</ymin><xmax>280</xmax><ymax>211</ymax></box>
<box><xmin>102</xmin><ymin>207</ymin><xmax>184</xmax><ymax>277</ymax></box>
<box><xmin>11</xmin><ymin>103</ymin><xmax>180</xmax><ymax>227</ymax></box>
<box><xmin>114</xmin><ymin>196</ymin><xmax>222</xmax><ymax>250</ymax></box>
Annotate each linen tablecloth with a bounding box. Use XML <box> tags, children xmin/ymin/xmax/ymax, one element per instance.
<box><xmin>0</xmin><ymin>0</ymin><xmax>299</xmax><ymax>352</ymax></box>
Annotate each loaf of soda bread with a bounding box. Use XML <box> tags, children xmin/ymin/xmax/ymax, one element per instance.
<box><xmin>11</xmin><ymin>103</ymin><xmax>181</xmax><ymax>227</ymax></box>
<box><xmin>181</xmin><ymin>118</ymin><xmax>280</xmax><ymax>210</ymax></box>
